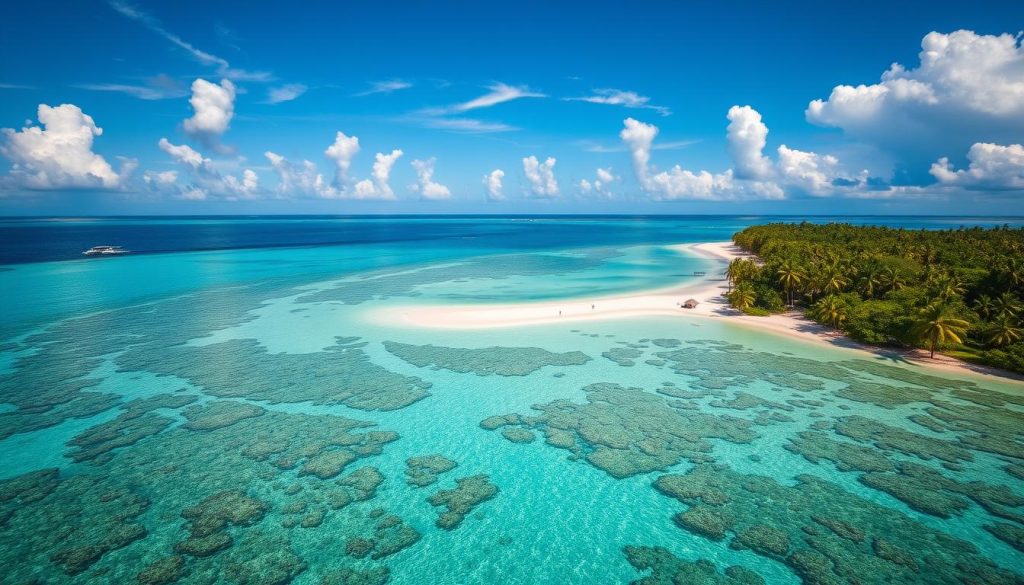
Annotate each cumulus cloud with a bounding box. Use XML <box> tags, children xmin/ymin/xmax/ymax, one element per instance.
<box><xmin>566</xmin><ymin>89</ymin><xmax>670</xmax><ymax>116</ymax></box>
<box><xmin>619</xmin><ymin>117</ymin><xmax>783</xmax><ymax>201</ymax></box>
<box><xmin>410</xmin><ymin>158</ymin><xmax>452</xmax><ymax>200</ymax></box>
<box><xmin>579</xmin><ymin>167</ymin><xmax>617</xmax><ymax>197</ymax></box>
<box><xmin>264</xmin><ymin>133</ymin><xmax>405</xmax><ymax>200</ymax></box>
<box><xmin>0</xmin><ymin>103</ymin><xmax>133</xmax><ymax>190</ymax></box>
<box><xmin>184</xmin><ymin>79</ymin><xmax>236</xmax><ymax>143</ymax></box>
<box><xmin>324</xmin><ymin>132</ymin><xmax>360</xmax><ymax>186</ymax></box>
<box><xmin>930</xmin><ymin>143</ymin><xmax>1024</xmax><ymax>190</ymax></box>
<box><xmin>806</xmin><ymin>30</ymin><xmax>1024</xmax><ymax>173</ymax></box>
<box><xmin>484</xmin><ymin>169</ymin><xmax>505</xmax><ymax>200</ymax></box>
<box><xmin>143</xmin><ymin>169</ymin><xmax>178</xmax><ymax>188</ymax></box>
<box><xmin>619</xmin><ymin>118</ymin><xmax>658</xmax><ymax>189</ymax></box>
<box><xmin>264</xmin><ymin>84</ymin><xmax>307</xmax><ymax>104</ymax></box>
<box><xmin>726</xmin><ymin>106</ymin><xmax>773</xmax><ymax>180</ymax></box>
<box><xmin>157</xmin><ymin>138</ymin><xmax>257</xmax><ymax>200</ymax></box>
<box><xmin>264</xmin><ymin>151</ymin><xmax>334</xmax><ymax>198</ymax></box>
<box><xmin>354</xmin><ymin>150</ymin><xmax>403</xmax><ymax>200</ymax></box>
<box><xmin>522</xmin><ymin>156</ymin><xmax>559</xmax><ymax>198</ymax></box>
<box><xmin>776</xmin><ymin>145</ymin><xmax>840</xmax><ymax>195</ymax></box>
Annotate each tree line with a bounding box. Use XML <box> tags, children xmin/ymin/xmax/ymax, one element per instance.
<box><xmin>726</xmin><ymin>223</ymin><xmax>1024</xmax><ymax>374</ymax></box>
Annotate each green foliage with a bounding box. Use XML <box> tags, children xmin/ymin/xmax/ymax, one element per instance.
<box><xmin>983</xmin><ymin>343</ymin><xmax>1024</xmax><ymax>372</ymax></box>
<box><xmin>844</xmin><ymin>300</ymin><xmax>914</xmax><ymax>345</ymax></box>
<box><xmin>752</xmin><ymin>282</ymin><xmax>785</xmax><ymax>313</ymax></box>
<box><xmin>732</xmin><ymin>222</ymin><xmax>1024</xmax><ymax>373</ymax></box>
<box><xmin>727</xmin><ymin>282</ymin><xmax>756</xmax><ymax>311</ymax></box>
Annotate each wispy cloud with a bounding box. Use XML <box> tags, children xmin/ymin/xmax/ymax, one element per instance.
<box><xmin>107</xmin><ymin>1</ymin><xmax>273</xmax><ymax>82</ymax></box>
<box><xmin>439</xmin><ymin>82</ymin><xmax>546</xmax><ymax>114</ymax></box>
<box><xmin>355</xmin><ymin>80</ymin><xmax>413</xmax><ymax>96</ymax></box>
<box><xmin>411</xmin><ymin>82</ymin><xmax>542</xmax><ymax>133</ymax></box>
<box><xmin>76</xmin><ymin>74</ymin><xmax>187</xmax><ymax>100</ymax></box>
<box><xmin>0</xmin><ymin>83</ymin><xmax>35</xmax><ymax>90</ymax></box>
<box><xmin>416</xmin><ymin>117</ymin><xmax>518</xmax><ymax>133</ymax></box>
<box><xmin>263</xmin><ymin>84</ymin><xmax>308</xmax><ymax>104</ymax></box>
<box><xmin>579</xmin><ymin>138</ymin><xmax>700</xmax><ymax>153</ymax></box>
<box><xmin>566</xmin><ymin>88</ymin><xmax>671</xmax><ymax>116</ymax></box>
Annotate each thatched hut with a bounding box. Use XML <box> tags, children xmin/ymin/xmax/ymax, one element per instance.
<box><xmin>682</xmin><ymin>299</ymin><xmax>699</xmax><ymax>309</ymax></box>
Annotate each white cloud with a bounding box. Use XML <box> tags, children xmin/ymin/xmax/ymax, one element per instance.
<box><xmin>324</xmin><ymin>132</ymin><xmax>360</xmax><ymax>186</ymax></box>
<box><xmin>354</xmin><ymin>150</ymin><xmax>403</xmax><ymax>200</ymax></box>
<box><xmin>619</xmin><ymin>118</ymin><xmax>659</xmax><ymax>189</ymax></box>
<box><xmin>776</xmin><ymin>145</ymin><xmax>840</xmax><ymax>195</ymax></box>
<box><xmin>410</xmin><ymin>158</ymin><xmax>451</xmax><ymax>200</ymax></box>
<box><xmin>522</xmin><ymin>156</ymin><xmax>559</xmax><ymax>198</ymax></box>
<box><xmin>412</xmin><ymin>82</ymin><xmax>538</xmax><ymax>133</ymax></box>
<box><xmin>580</xmin><ymin>167</ymin><xmax>617</xmax><ymax>197</ymax></box>
<box><xmin>806</xmin><ymin>30</ymin><xmax>1024</xmax><ymax>170</ymax></box>
<box><xmin>143</xmin><ymin>169</ymin><xmax>178</xmax><ymax>187</ymax></box>
<box><xmin>0</xmin><ymin>103</ymin><xmax>132</xmax><ymax>190</ymax></box>
<box><xmin>184</xmin><ymin>79</ymin><xmax>236</xmax><ymax>142</ymax></box>
<box><xmin>619</xmin><ymin>117</ymin><xmax>783</xmax><ymax>201</ymax></box>
<box><xmin>108</xmin><ymin>1</ymin><xmax>272</xmax><ymax>82</ymax></box>
<box><xmin>356</xmin><ymin>80</ymin><xmax>412</xmax><ymax>96</ymax></box>
<box><xmin>264</xmin><ymin>84</ymin><xmax>307</xmax><ymax>104</ymax></box>
<box><xmin>157</xmin><ymin>137</ymin><xmax>258</xmax><ymax>200</ymax></box>
<box><xmin>726</xmin><ymin>105</ymin><xmax>773</xmax><ymax>180</ymax></box>
<box><xmin>484</xmin><ymin>169</ymin><xmax>505</xmax><ymax>200</ymax></box>
<box><xmin>417</xmin><ymin>117</ymin><xmax>517</xmax><ymax>133</ymax></box>
<box><xmin>566</xmin><ymin>89</ymin><xmax>670</xmax><ymax>116</ymax></box>
<box><xmin>580</xmin><ymin>138</ymin><xmax>699</xmax><ymax>153</ymax></box>
<box><xmin>449</xmin><ymin>83</ymin><xmax>546</xmax><ymax>113</ymax></box>
<box><xmin>264</xmin><ymin>151</ymin><xmax>334</xmax><ymax>199</ymax></box>
<box><xmin>931</xmin><ymin>142</ymin><xmax>1024</xmax><ymax>190</ymax></box>
<box><xmin>77</xmin><ymin>74</ymin><xmax>187</xmax><ymax>100</ymax></box>
<box><xmin>264</xmin><ymin>133</ymin><xmax>405</xmax><ymax>200</ymax></box>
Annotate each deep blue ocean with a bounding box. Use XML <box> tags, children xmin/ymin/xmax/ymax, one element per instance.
<box><xmin>3</xmin><ymin>215</ymin><xmax>1023</xmax><ymax>265</ymax></box>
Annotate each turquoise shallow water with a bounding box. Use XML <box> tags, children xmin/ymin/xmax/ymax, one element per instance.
<box><xmin>1</xmin><ymin>217</ymin><xmax>1023</xmax><ymax>585</ymax></box>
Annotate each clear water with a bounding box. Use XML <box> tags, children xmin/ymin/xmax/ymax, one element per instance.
<box><xmin>1</xmin><ymin>216</ymin><xmax>1022</xmax><ymax>585</ymax></box>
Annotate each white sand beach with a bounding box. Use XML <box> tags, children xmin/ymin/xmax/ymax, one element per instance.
<box><xmin>372</xmin><ymin>241</ymin><xmax>1023</xmax><ymax>383</ymax></box>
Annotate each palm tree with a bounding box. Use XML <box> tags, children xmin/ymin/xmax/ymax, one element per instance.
<box><xmin>725</xmin><ymin>258</ymin><xmax>743</xmax><ymax>292</ymax></box>
<box><xmin>914</xmin><ymin>303</ymin><xmax>970</xmax><ymax>359</ymax></box>
<box><xmin>776</xmin><ymin>261</ymin><xmax>804</xmax><ymax>308</ymax></box>
<box><xmin>728</xmin><ymin>282</ymin><xmax>756</xmax><ymax>311</ymax></box>
<box><xmin>1000</xmin><ymin>258</ymin><xmax>1024</xmax><ymax>291</ymax></box>
<box><xmin>811</xmin><ymin>295</ymin><xmax>848</xmax><ymax>329</ymax></box>
<box><xmin>988</xmin><ymin>316</ymin><xmax>1023</xmax><ymax>348</ymax></box>
<box><xmin>858</xmin><ymin>268</ymin><xmax>882</xmax><ymax>299</ymax></box>
<box><xmin>821</xmin><ymin>268</ymin><xmax>849</xmax><ymax>296</ymax></box>
<box><xmin>879</xmin><ymin>267</ymin><xmax>906</xmax><ymax>294</ymax></box>
<box><xmin>933</xmin><ymin>275</ymin><xmax>965</xmax><ymax>302</ymax></box>
<box><xmin>802</xmin><ymin>270</ymin><xmax>824</xmax><ymax>305</ymax></box>
<box><xmin>994</xmin><ymin>292</ymin><xmax>1023</xmax><ymax>319</ymax></box>
<box><xmin>973</xmin><ymin>295</ymin><xmax>994</xmax><ymax>320</ymax></box>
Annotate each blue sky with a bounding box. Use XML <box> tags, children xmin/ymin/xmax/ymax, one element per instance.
<box><xmin>1</xmin><ymin>0</ymin><xmax>1023</xmax><ymax>215</ymax></box>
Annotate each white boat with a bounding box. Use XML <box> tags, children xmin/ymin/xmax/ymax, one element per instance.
<box><xmin>82</xmin><ymin>245</ymin><xmax>129</xmax><ymax>256</ymax></box>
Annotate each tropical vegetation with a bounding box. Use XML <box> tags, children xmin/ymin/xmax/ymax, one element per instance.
<box><xmin>727</xmin><ymin>223</ymin><xmax>1024</xmax><ymax>374</ymax></box>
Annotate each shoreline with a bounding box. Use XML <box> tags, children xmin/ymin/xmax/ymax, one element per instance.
<box><xmin>370</xmin><ymin>241</ymin><xmax>1024</xmax><ymax>384</ymax></box>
